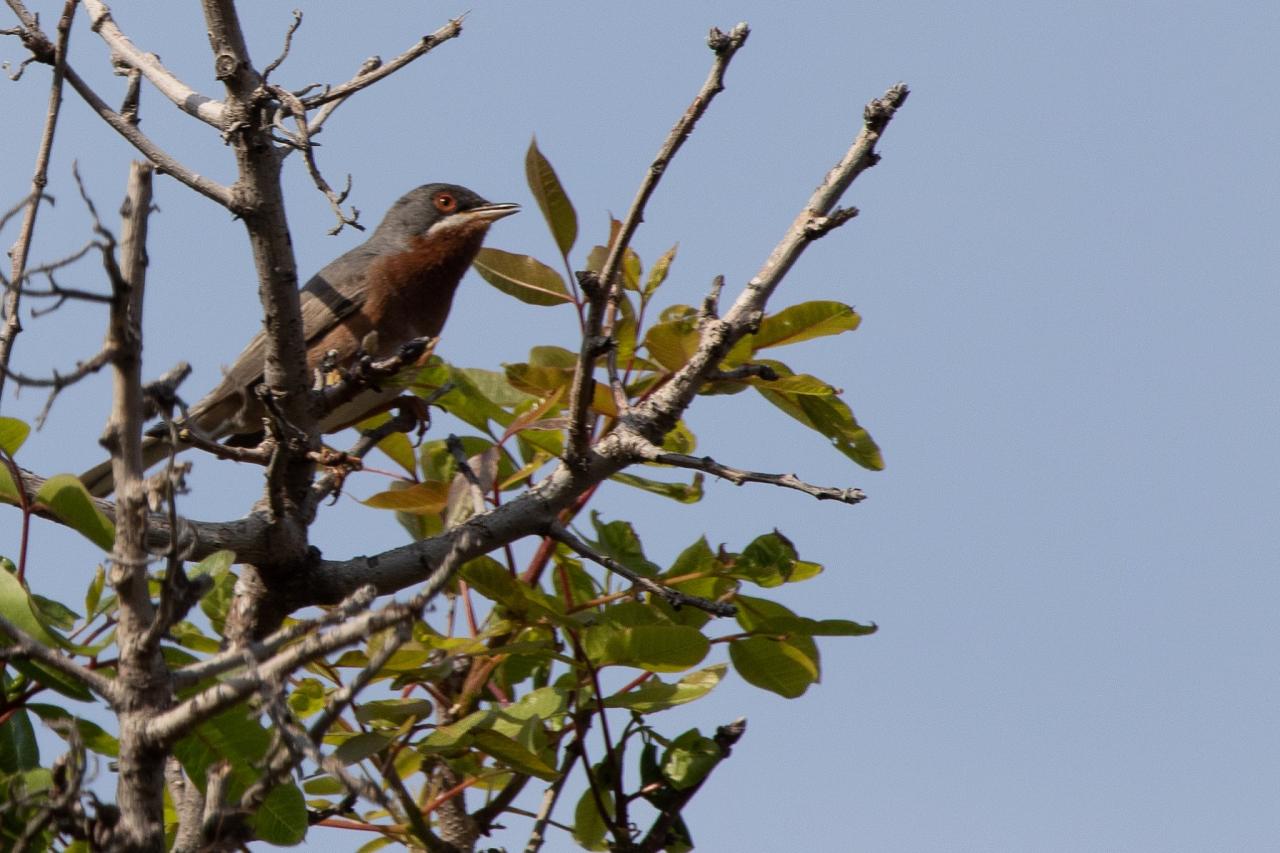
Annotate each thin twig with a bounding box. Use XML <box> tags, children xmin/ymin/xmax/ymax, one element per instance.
<box><xmin>647</xmin><ymin>449</ymin><xmax>866</xmax><ymax>504</ymax></box>
<box><xmin>548</xmin><ymin>523</ymin><xmax>736</xmax><ymax>617</ymax></box>
<box><xmin>0</xmin><ymin>0</ymin><xmax>76</xmax><ymax>399</ymax></box>
<box><xmin>0</xmin><ymin>613</ymin><xmax>119</xmax><ymax>701</ymax></box>
<box><xmin>300</xmin><ymin>17</ymin><xmax>463</xmax><ymax>109</ymax></box>
<box><xmin>564</xmin><ymin>23</ymin><xmax>749</xmax><ymax>461</ymax></box>
<box><xmin>261</xmin><ymin>8</ymin><xmax>302</xmax><ymax>81</ymax></box>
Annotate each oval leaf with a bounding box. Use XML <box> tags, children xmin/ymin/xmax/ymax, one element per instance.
<box><xmin>36</xmin><ymin>475</ymin><xmax>114</xmax><ymax>551</ymax></box>
<box><xmin>360</xmin><ymin>481</ymin><xmax>450</xmax><ymax>514</ymax></box>
<box><xmin>474</xmin><ymin>248</ymin><xmax>573</xmax><ymax>306</ymax></box>
<box><xmin>0</xmin><ymin>417</ymin><xmax>30</xmax><ymax>456</ymax></box>
<box><xmin>729</xmin><ymin>636</ymin><xmax>818</xmax><ymax>698</ymax></box>
<box><xmin>526</xmin><ymin>136</ymin><xmax>578</xmax><ymax>256</ymax></box>
<box><xmin>753</xmin><ymin>301</ymin><xmax>861</xmax><ymax>350</ymax></box>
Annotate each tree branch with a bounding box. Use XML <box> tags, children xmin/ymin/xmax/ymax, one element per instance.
<box><xmin>82</xmin><ymin>0</ymin><xmax>228</xmax><ymax>129</ymax></box>
<box><xmin>300</xmin><ymin>17</ymin><xmax>463</xmax><ymax>109</ymax></box>
<box><xmin>644</xmin><ymin>449</ymin><xmax>866</xmax><ymax>504</ymax></box>
<box><xmin>0</xmin><ymin>0</ymin><xmax>75</xmax><ymax>399</ymax></box>
<box><xmin>565</xmin><ymin>23</ymin><xmax>749</xmax><ymax>462</ymax></box>
<box><xmin>0</xmin><ymin>613</ymin><xmax>119</xmax><ymax>702</ymax></box>
<box><xmin>548</xmin><ymin>523</ymin><xmax>736</xmax><ymax>617</ymax></box>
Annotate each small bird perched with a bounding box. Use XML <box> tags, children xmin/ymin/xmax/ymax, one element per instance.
<box><xmin>81</xmin><ymin>183</ymin><xmax>519</xmax><ymax>497</ymax></box>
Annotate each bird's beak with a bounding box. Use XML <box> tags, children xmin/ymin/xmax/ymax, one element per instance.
<box><xmin>463</xmin><ymin>202</ymin><xmax>521</xmax><ymax>224</ymax></box>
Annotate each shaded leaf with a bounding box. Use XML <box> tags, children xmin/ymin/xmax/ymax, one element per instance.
<box><xmin>474</xmin><ymin>248</ymin><xmax>573</xmax><ymax>306</ymax></box>
<box><xmin>27</xmin><ymin>704</ymin><xmax>119</xmax><ymax>757</ymax></box>
<box><xmin>661</xmin><ymin>729</ymin><xmax>721</xmax><ymax>790</ymax></box>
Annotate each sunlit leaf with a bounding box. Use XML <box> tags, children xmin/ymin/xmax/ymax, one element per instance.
<box><xmin>604</xmin><ymin>664</ymin><xmax>726</xmax><ymax>712</ymax></box>
<box><xmin>526</xmin><ymin>136</ymin><xmax>578</xmax><ymax>256</ymax></box>
<box><xmin>474</xmin><ymin>248</ymin><xmax>573</xmax><ymax>306</ymax></box>
<box><xmin>644</xmin><ymin>243</ymin><xmax>678</xmax><ymax>300</ymax></box>
<box><xmin>472</xmin><ymin>728</ymin><xmax>559</xmax><ymax>780</ymax></box>
<box><xmin>728</xmin><ymin>636</ymin><xmax>819</xmax><ymax>698</ymax></box>
<box><xmin>0</xmin><ymin>564</ymin><xmax>92</xmax><ymax>701</ymax></box>
<box><xmin>661</xmin><ymin>729</ymin><xmax>721</xmax><ymax>790</ymax></box>
<box><xmin>361</xmin><ymin>481</ymin><xmax>450</xmax><ymax>514</ymax></box>
<box><xmin>0</xmin><ymin>417</ymin><xmax>30</xmax><ymax>456</ymax></box>
<box><xmin>36</xmin><ymin>475</ymin><xmax>114</xmax><ymax>551</ymax></box>
<box><xmin>610</xmin><ymin>471</ymin><xmax>704</xmax><ymax>504</ymax></box>
<box><xmin>752</xmin><ymin>300</ymin><xmax>861</xmax><ymax>349</ymax></box>
<box><xmin>643</xmin><ymin>319</ymin><xmax>699</xmax><ymax>372</ymax></box>
<box><xmin>753</xmin><ymin>361</ymin><xmax>884</xmax><ymax>470</ymax></box>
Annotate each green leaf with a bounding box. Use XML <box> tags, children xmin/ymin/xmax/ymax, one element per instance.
<box><xmin>173</xmin><ymin>706</ymin><xmax>306</xmax><ymax>845</ymax></box>
<box><xmin>582</xmin><ymin>622</ymin><xmax>709</xmax><ymax>672</ymax></box>
<box><xmin>589</xmin><ymin>514</ymin><xmax>661</xmax><ymax>577</ymax></box>
<box><xmin>0</xmin><ymin>565</ymin><xmax>93</xmax><ymax>701</ymax></box>
<box><xmin>732</xmin><ymin>531</ymin><xmax>823</xmax><ymax>588</ymax></box>
<box><xmin>0</xmin><ymin>705</ymin><xmax>38</xmax><ymax>772</ymax></box>
<box><xmin>573</xmin><ymin>784</ymin><xmax>611</xmax><ymax>851</ymax></box>
<box><xmin>644</xmin><ymin>243</ymin><xmax>678</xmax><ymax>300</ymax></box>
<box><xmin>36</xmin><ymin>475</ymin><xmax>115</xmax><ymax>550</ymax></box>
<box><xmin>753</xmin><ymin>361</ymin><xmax>884</xmax><ymax>471</ymax></box>
<box><xmin>661</xmin><ymin>729</ymin><xmax>721</xmax><ymax>790</ymax></box>
<box><xmin>526</xmin><ymin>136</ymin><xmax>577</xmax><ymax>256</ymax></box>
<box><xmin>252</xmin><ymin>783</ymin><xmax>307</xmax><ymax>846</ymax></box>
<box><xmin>643</xmin><ymin>318</ymin><xmax>699</xmax><ymax>372</ymax></box>
<box><xmin>728</xmin><ymin>636</ymin><xmax>819</xmax><ymax>698</ymax></box>
<box><xmin>610</xmin><ymin>471</ymin><xmax>704</xmax><ymax>503</ymax></box>
<box><xmin>755</xmin><ymin>616</ymin><xmax>878</xmax><ymax>637</ymax></box>
<box><xmin>752</xmin><ymin>301</ymin><xmax>861</xmax><ymax>349</ymax></box>
<box><xmin>471</xmin><ymin>728</ymin><xmax>559</xmax><ymax>781</ymax></box>
<box><xmin>354</xmin><ymin>699</ymin><xmax>436</xmax><ymax>728</ymax></box>
<box><xmin>360</xmin><ymin>481</ymin><xmax>450</xmax><ymax>514</ymax></box>
<box><xmin>0</xmin><ymin>418</ymin><xmax>29</xmax><ymax>456</ymax></box>
<box><xmin>474</xmin><ymin>248</ymin><xmax>573</xmax><ymax>306</ymax></box>
<box><xmin>461</xmin><ymin>556</ymin><xmax>564</xmax><ymax>621</ymax></box>
<box><xmin>26</xmin><ymin>704</ymin><xmax>119</xmax><ymax>757</ymax></box>
<box><xmin>604</xmin><ymin>664</ymin><xmax>726</xmax><ymax>712</ymax></box>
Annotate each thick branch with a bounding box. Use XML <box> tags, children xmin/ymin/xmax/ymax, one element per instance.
<box><xmin>82</xmin><ymin>0</ymin><xmax>227</xmax><ymax>128</ymax></box>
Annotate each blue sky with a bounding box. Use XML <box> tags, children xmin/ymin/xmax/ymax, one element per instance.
<box><xmin>2</xmin><ymin>2</ymin><xmax>1277</xmax><ymax>850</ymax></box>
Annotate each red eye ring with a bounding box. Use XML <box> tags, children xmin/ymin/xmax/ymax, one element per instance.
<box><xmin>433</xmin><ymin>192</ymin><xmax>457</xmax><ymax>214</ymax></box>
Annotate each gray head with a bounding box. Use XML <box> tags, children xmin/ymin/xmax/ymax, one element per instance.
<box><xmin>368</xmin><ymin>183</ymin><xmax>519</xmax><ymax>250</ymax></box>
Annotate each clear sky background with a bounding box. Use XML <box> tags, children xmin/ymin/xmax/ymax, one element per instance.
<box><xmin>2</xmin><ymin>2</ymin><xmax>1277</xmax><ymax>851</ymax></box>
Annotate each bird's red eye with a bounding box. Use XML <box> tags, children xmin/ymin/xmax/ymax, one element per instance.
<box><xmin>434</xmin><ymin>192</ymin><xmax>457</xmax><ymax>213</ymax></box>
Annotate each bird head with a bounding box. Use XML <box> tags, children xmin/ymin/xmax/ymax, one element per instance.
<box><xmin>371</xmin><ymin>183</ymin><xmax>519</xmax><ymax>250</ymax></box>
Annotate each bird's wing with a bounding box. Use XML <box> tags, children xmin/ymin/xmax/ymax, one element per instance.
<box><xmin>185</xmin><ymin>248</ymin><xmax>378</xmax><ymax>435</ymax></box>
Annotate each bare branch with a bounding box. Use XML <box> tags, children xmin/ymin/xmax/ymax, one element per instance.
<box><xmin>0</xmin><ymin>613</ymin><xmax>119</xmax><ymax>702</ymax></box>
<box><xmin>300</xmin><ymin>17</ymin><xmax>463</xmax><ymax>109</ymax></box>
<box><xmin>270</xmin><ymin>83</ymin><xmax>362</xmax><ymax>234</ymax></box>
<box><xmin>548</xmin><ymin>523</ymin><xmax>737</xmax><ymax>617</ymax></box>
<box><xmin>645</xmin><ymin>449</ymin><xmax>866</xmax><ymax>504</ymax></box>
<box><xmin>565</xmin><ymin>23</ymin><xmax>749</xmax><ymax>461</ymax></box>
<box><xmin>261</xmin><ymin>8</ymin><xmax>302</xmax><ymax>81</ymax></box>
<box><xmin>1</xmin><ymin>0</ymin><xmax>76</xmax><ymax>398</ymax></box>
<box><xmin>82</xmin><ymin>0</ymin><xmax>227</xmax><ymax>128</ymax></box>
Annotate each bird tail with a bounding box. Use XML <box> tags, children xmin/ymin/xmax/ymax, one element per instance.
<box><xmin>79</xmin><ymin>432</ymin><xmax>179</xmax><ymax>498</ymax></box>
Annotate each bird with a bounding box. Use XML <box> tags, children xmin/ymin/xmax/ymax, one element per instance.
<box><xmin>80</xmin><ymin>182</ymin><xmax>519</xmax><ymax>497</ymax></box>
